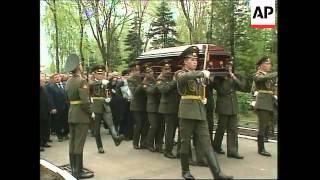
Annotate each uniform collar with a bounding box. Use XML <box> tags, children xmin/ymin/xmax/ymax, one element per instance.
<box><xmin>257</xmin><ymin>70</ymin><xmax>267</xmax><ymax>75</ymax></box>
<box><xmin>183</xmin><ymin>67</ymin><xmax>193</xmax><ymax>72</ymax></box>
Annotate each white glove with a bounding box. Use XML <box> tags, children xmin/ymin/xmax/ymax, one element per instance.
<box><xmin>112</xmin><ymin>89</ymin><xmax>116</xmax><ymax>94</ymax></box>
<box><xmin>91</xmin><ymin>112</ymin><xmax>95</xmax><ymax>119</ymax></box>
<box><xmin>101</xmin><ymin>79</ymin><xmax>109</xmax><ymax>85</ymax></box>
<box><xmin>201</xmin><ymin>98</ymin><xmax>207</xmax><ymax>105</ymax></box>
<box><xmin>202</xmin><ymin>70</ymin><xmax>210</xmax><ymax>79</ymax></box>
<box><xmin>105</xmin><ymin>97</ymin><xmax>111</xmax><ymax>103</ymax></box>
<box><xmin>50</xmin><ymin>109</ymin><xmax>57</xmax><ymax>114</ymax></box>
<box><xmin>253</xmin><ymin>91</ymin><xmax>258</xmax><ymax>96</ymax></box>
<box><xmin>250</xmin><ymin>101</ymin><xmax>256</xmax><ymax>107</ymax></box>
<box><xmin>273</xmin><ymin>95</ymin><xmax>278</xmax><ymax>100</ymax></box>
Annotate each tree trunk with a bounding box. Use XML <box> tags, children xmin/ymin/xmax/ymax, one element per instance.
<box><xmin>230</xmin><ymin>0</ymin><xmax>235</xmax><ymax>58</ymax></box>
<box><xmin>82</xmin><ymin>0</ymin><xmax>108</xmax><ymax>69</ymax></box>
<box><xmin>207</xmin><ymin>0</ymin><xmax>214</xmax><ymax>43</ymax></box>
<box><xmin>53</xmin><ymin>0</ymin><xmax>60</xmax><ymax>73</ymax></box>
<box><xmin>143</xmin><ymin>37</ymin><xmax>149</xmax><ymax>52</ymax></box>
<box><xmin>138</xmin><ymin>0</ymin><xmax>148</xmax><ymax>55</ymax></box>
<box><xmin>179</xmin><ymin>0</ymin><xmax>193</xmax><ymax>44</ymax></box>
<box><xmin>100</xmin><ymin>46</ymin><xmax>108</xmax><ymax>70</ymax></box>
<box><xmin>105</xmin><ymin>18</ymin><xmax>111</xmax><ymax>69</ymax></box>
<box><xmin>76</xmin><ymin>0</ymin><xmax>85</xmax><ymax>66</ymax></box>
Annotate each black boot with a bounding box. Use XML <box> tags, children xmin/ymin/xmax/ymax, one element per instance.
<box><xmin>69</xmin><ymin>153</ymin><xmax>74</xmax><ymax>176</ymax></box>
<box><xmin>180</xmin><ymin>153</ymin><xmax>195</xmax><ymax>180</ymax></box>
<box><xmin>164</xmin><ymin>151</ymin><xmax>176</xmax><ymax>159</ymax></box>
<box><xmin>110</xmin><ymin>126</ymin><xmax>125</xmax><ymax>146</ymax></box>
<box><xmin>264</xmin><ymin>126</ymin><xmax>269</xmax><ymax>142</ymax></box>
<box><xmin>206</xmin><ymin>151</ymin><xmax>233</xmax><ymax>179</ymax></box>
<box><xmin>79</xmin><ymin>153</ymin><xmax>94</xmax><ymax>179</ymax></box>
<box><xmin>73</xmin><ymin>154</ymin><xmax>81</xmax><ymax>179</ymax></box>
<box><xmin>258</xmin><ymin>136</ymin><xmax>271</xmax><ymax>157</ymax></box>
<box><xmin>147</xmin><ymin>146</ymin><xmax>156</xmax><ymax>152</ymax></box>
<box><xmin>155</xmin><ymin>145</ymin><xmax>164</xmax><ymax>153</ymax></box>
<box><xmin>214</xmin><ymin>148</ymin><xmax>225</xmax><ymax>154</ymax></box>
<box><xmin>95</xmin><ymin>134</ymin><xmax>104</xmax><ymax>153</ymax></box>
<box><xmin>227</xmin><ymin>153</ymin><xmax>244</xmax><ymax>159</ymax></box>
<box><xmin>176</xmin><ymin>142</ymin><xmax>181</xmax><ymax>158</ymax></box>
<box><xmin>98</xmin><ymin>147</ymin><xmax>105</xmax><ymax>154</ymax></box>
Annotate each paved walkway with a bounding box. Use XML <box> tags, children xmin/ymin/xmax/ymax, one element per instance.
<box><xmin>41</xmin><ymin>130</ymin><xmax>277</xmax><ymax>180</ymax></box>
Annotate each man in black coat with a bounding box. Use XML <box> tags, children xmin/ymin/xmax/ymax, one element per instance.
<box><xmin>46</xmin><ymin>73</ymin><xmax>69</xmax><ymax>141</ymax></box>
<box><xmin>40</xmin><ymin>73</ymin><xmax>50</xmax><ymax>151</ymax></box>
<box><xmin>108</xmin><ymin>72</ymin><xmax>127</xmax><ymax>134</ymax></box>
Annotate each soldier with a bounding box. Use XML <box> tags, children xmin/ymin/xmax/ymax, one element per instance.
<box><xmin>64</xmin><ymin>54</ymin><xmax>94</xmax><ymax>179</ymax></box>
<box><xmin>157</xmin><ymin>63</ymin><xmax>180</xmax><ymax>159</ymax></box>
<box><xmin>190</xmin><ymin>74</ymin><xmax>215</xmax><ymax>167</ymax></box>
<box><xmin>89</xmin><ymin>65</ymin><xmax>124</xmax><ymax>154</ymax></box>
<box><xmin>175</xmin><ymin>46</ymin><xmax>233</xmax><ymax>180</ymax></box>
<box><xmin>212</xmin><ymin>61</ymin><xmax>245</xmax><ymax>159</ymax></box>
<box><xmin>253</xmin><ymin>56</ymin><xmax>277</xmax><ymax>157</ymax></box>
<box><xmin>128</xmin><ymin>64</ymin><xmax>148</xmax><ymax>149</ymax></box>
<box><xmin>143</xmin><ymin>66</ymin><xmax>165</xmax><ymax>153</ymax></box>
<box><xmin>89</xmin><ymin>71</ymin><xmax>96</xmax><ymax>137</ymax></box>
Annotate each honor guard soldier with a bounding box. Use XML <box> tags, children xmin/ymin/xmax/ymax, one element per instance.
<box><xmin>64</xmin><ymin>54</ymin><xmax>94</xmax><ymax>179</ymax></box>
<box><xmin>253</xmin><ymin>56</ymin><xmax>277</xmax><ymax>157</ymax></box>
<box><xmin>128</xmin><ymin>64</ymin><xmax>148</xmax><ymax>149</ymax></box>
<box><xmin>175</xmin><ymin>46</ymin><xmax>233</xmax><ymax>180</ymax></box>
<box><xmin>212</xmin><ymin>61</ymin><xmax>246</xmax><ymax>159</ymax></box>
<box><xmin>156</xmin><ymin>62</ymin><xmax>181</xmax><ymax>159</ymax></box>
<box><xmin>89</xmin><ymin>65</ymin><xmax>124</xmax><ymax>154</ymax></box>
<box><xmin>143</xmin><ymin>66</ymin><xmax>165</xmax><ymax>153</ymax></box>
<box><xmin>190</xmin><ymin>69</ymin><xmax>216</xmax><ymax>167</ymax></box>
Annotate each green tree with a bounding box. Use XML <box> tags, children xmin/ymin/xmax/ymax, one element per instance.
<box><xmin>178</xmin><ymin>0</ymin><xmax>210</xmax><ymax>44</ymax></box>
<box><xmin>147</xmin><ymin>1</ymin><xmax>182</xmax><ymax>49</ymax></box>
<box><xmin>43</xmin><ymin>1</ymin><xmax>82</xmax><ymax>72</ymax></box>
<box><xmin>49</xmin><ymin>60</ymin><xmax>56</xmax><ymax>74</ymax></box>
<box><xmin>44</xmin><ymin>0</ymin><xmax>60</xmax><ymax>72</ymax></box>
<box><xmin>124</xmin><ymin>15</ymin><xmax>143</xmax><ymax>63</ymax></box>
<box><xmin>82</xmin><ymin>0</ymin><xmax>131</xmax><ymax>71</ymax></box>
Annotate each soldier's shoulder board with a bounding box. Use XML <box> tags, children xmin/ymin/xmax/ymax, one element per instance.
<box><xmin>175</xmin><ymin>70</ymin><xmax>185</xmax><ymax>78</ymax></box>
<box><xmin>80</xmin><ymin>80</ymin><xmax>88</xmax><ymax>89</ymax></box>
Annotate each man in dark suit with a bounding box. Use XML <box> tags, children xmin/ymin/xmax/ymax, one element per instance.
<box><xmin>108</xmin><ymin>72</ymin><xmax>126</xmax><ymax>133</ymax></box>
<box><xmin>118</xmin><ymin>70</ymin><xmax>132</xmax><ymax>140</ymax></box>
<box><xmin>46</xmin><ymin>73</ymin><xmax>69</xmax><ymax>142</ymax></box>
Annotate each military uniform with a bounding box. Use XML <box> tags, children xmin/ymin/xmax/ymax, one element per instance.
<box><xmin>128</xmin><ymin>72</ymin><xmax>148</xmax><ymax>149</ymax></box>
<box><xmin>143</xmin><ymin>67</ymin><xmax>165</xmax><ymax>153</ymax></box>
<box><xmin>176</xmin><ymin>46</ymin><xmax>232</xmax><ymax>180</ymax></box>
<box><xmin>157</xmin><ymin>67</ymin><xmax>180</xmax><ymax>158</ymax></box>
<box><xmin>191</xmin><ymin>82</ymin><xmax>215</xmax><ymax>167</ymax></box>
<box><xmin>89</xmin><ymin>65</ymin><xmax>124</xmax><ymax>154</ymax></box>
<box><xmin>253</xmin><ymin>57</ymin><xmax>277</xmax><ymax>156</ymax></box>
<box><xmin>212</xmin><ymin>72</ymin><xmax>246</xmax><ymax>159</ymax></box>
<box><xmin>64</xmin><ymin>54</ymin><xmax>94</xmax><ymax>179</ymax></box>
